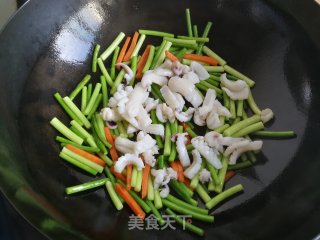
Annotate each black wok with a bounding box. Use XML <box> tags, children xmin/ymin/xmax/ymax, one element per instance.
<box><xmin>1</xmin><ymin>0</ymin><xmax>320</xmax><ymax>239</ymax></box>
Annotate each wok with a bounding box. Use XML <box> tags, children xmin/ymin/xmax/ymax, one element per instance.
<box><xmin>0</xmin><ymin>0</ymin><xmax>320</xmax><ymax>239</ymax></box>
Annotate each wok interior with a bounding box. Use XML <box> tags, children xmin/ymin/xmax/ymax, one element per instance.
<box><xmin>0</xmin><ymin>0</ymin><xmax>320</xmax><ymax>239</ymax></box>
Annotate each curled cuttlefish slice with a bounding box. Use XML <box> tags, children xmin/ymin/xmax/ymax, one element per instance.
<box><xmin>204</xmin><ymin>131</ymin><xmax>244</xmax><ymax>153</ymax></box>
<box><xmin>168</xmin><ymin>76</ymin><xmax>194</xmax><ymax>96</ymax></box>
<box><xmin>171</xmin><ymin>60</ymin><xmax>190</xmax><ymax>76</ymax></box>
<box><xmin>175</xmin><ymin>107</ymin><xmax>195</xmax><ymax>122</ymax></box>
<box><xmin>174</xmin><ymin>133</ymin><xmax>191</xmax><ymax>167</ymax></box>
<box><xmin>135</xmin><ymin>131</ymin><xmax>157</xmax><ymax>153</ymax></box>
<box><xmin>194</xmin><ymin>110</ymin><xmax>206</xmax><ymax>126</ymax></box>
<box><xmin>108</xmin><ymin>84</ymin><xmax>132</xmax><ymax>108</ymax></box>
<box><xmin>151</xmin><ymin>167</ymin><xmax>177</xmax><ymax>190</ymax></box>
<box><xmin>191</xmin><ymin>136</ymin><xmax>222</xmax><ymax>169</ymax></box>
<box><xmin>115</xmin><ymin>132</ymin><xmax>156</xmax><ymax>154</ymax></box>
<box><xmin>260</xmin><ymin>108</ymin><xmax>274</xmax><ymax>123</ymax></box>
<box><xmin>151</xmin><ymin>169</ymin><xmax>166</xmax><ymax>189</ymax></box>
<box><xmin>224</xmin><ymin>140</ymin><xmax>263</xmax><ymax>165</ymax></box>
<box><xmin>116</xmin><ymin>63</ymin><xmax>134</xmax><ymax>84</ymax></box>
<box><xmin>184</xmin><ymin>89</ymin><xmax>203</xmax><ymax>108</ymax></box>
<box><xmin>212</xmin><ymin>100</ymin><xmax>232</xmax><ymax>118</ymax></box>
<box><xmin>163</xmin><ymin>167</ymin><xmax>178</xmax><ymax>185</ymax></box>
<box><xmin>136</xmin><ymin>105</ymin><xmax>152</xmax><ymax>127</ymax></box>
<box><xmin>142</xmin><ymin>124</ymin><xmax>165</xmax><ymax>137</ymax></box>
<box><xmin>156</xmin><ymin>103</ymin><xmax>175</xmax><ymax>123</ymax></box>
<box><xmin>168</xmin><ymin>75</ymin><xmax>203</xmax><ymax>108</ymax></box>
<box><xmin>114</xmin><ymin>137</ymin><xmax>137</xmax><ymax>154</ymax></box>
<box><xmin>160</xmin><ymin>85</ymin><xmax>182</xmax><ymax>110</ymax></box>
<box><xmin>127</xmin><ymin>124</ymin><xmax>138</xmax><ymax>134</ymax></box>
<box><xmin>183</xmin><ymin>71</ymin><xmax>200</xmax><ymax>84</ymax></box>
<box><xmin>125</xmin><ymin>83</ymin><xmax>149</xmax><ymax>118</ymax></box>
<box><xmin>206</xmin><ymin>111</ymin><xmax>222</xmax><ymax>130</ymax></box>
<box><xmin>221</xmin><ymin>73</ymin><xmax>249</xmax><ymax>100</ymax></box>
<box><xmin>100</xmin><ymin>107</ymin><xmax>123</xmax><ymax>122</ymax></box>
<box><xmin>159</xmin><ymin>184</ymin><xmax>170</xmax><ymax>198</ymax></box>
<box><xmin>173</xmin><ymin>92</ymin><xmax>185</xmax><ymax>112</ymax></box>
<box><xmin>141</xmin><ymin>70</ymin><xmax>168</xmax><ymax>88</ymax></box>
<box><xmin>142</xmin><ymin>150</ymin><xmax>157</xmax><ymax>167</ymax></box>
<box><xmin>114</xmin><ymin>153</ymin><xmax>144</xmax><ymax>173</ymax></box>
<box><xmin>183</xmin><ymin>149</ymin><xmax>202</xmax><ymax>179</ymax></box>
<box><xmin>144</xmin><ymin>98</ymin><xmax>159</xmax><ymax>112</ymax></box>
<box><xmin>198</xmin><ymin>89</ymin><xmax>217</xmax><ymax>119</ymax></box>
<box><xmin>199</xmin><ymin>168</ymin><xmax>212</xmax><ymax>184</ymax></box>
<box><xmin>154</xmin><ymin>65</ymin><xmax>173</xmax><ymax>78</ymax></box>
<box><xmin>190</xmin><ymin>61</ymin><xmax>210</xmax><ymax>80</ymax></box>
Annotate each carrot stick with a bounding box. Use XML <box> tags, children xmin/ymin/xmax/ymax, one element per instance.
<box><xmin>123</xmin><ymin>32</ymin><xmax>139</xmax><ymax>62</ymax></box>
<box><xmin>170</xmin><ymin>161</ymin><xmax>179</xmax><ymax>173</ymax></box>
<box><xmin>183</xmin><ymin>177</ymin><xmax>191</xmax><ymax>188</ymax></box>
<box><xmin>176</xmin><ymin>161</ymin><xmax>185</xmax><ymax>182</ymax></box>
<box><xmin>114</xmin><ymin>183</ymin><xmax>146</xmax><ymax>220</ymax></box>
<box><xmin>184</xmin><ymin>53</ymin><xmax>218</xmax><ymax>66</ymax></box>
<box><xmin>224</xmin><ymin>170</ymin><xmax>236</xmax><ymax>182</ymax></box>
<box><xmin>141</xmin><ymin>164</ymin><xmax>150</xmax><ymax>199</ymax></box>
<box><xmin>110</xmin><ymin>166</ymin><xmax>126</xmax><ymax>183</ymax></box>
<box><xmin>136</xmin><ymin>45</ymin><xmax>151</xmax><ymax>79</ymax></box>
<box><xmin>181</xmin><ymin>122</ymin><xmax>189</xmax><ymax>131</ymax></box>
<box><xmin>165</xmin><ymin>50</ymin><xmax>178</xmax><ymax>62</ymax></box>
<box><xmin>185</xmin><ymin>135</ymin><xmax>191</xmax><ymax>145</ymax></box>
<box><xmin>65</xmin><ymin>144</ymin><xmax>106</xmax><ymax>166</ymax></box>
<box><xmin>116</xmin><ymin>36</ymin><xmax>131</xmax><ymax>69</ymax></box>
<box><xmin>104</xmin><ymin>127</ymin><xmax>119</xmax><ymax>161</ymax></box>
<box><xmin>126</xmin><ymin>164</ymin><xmax>133</xmax><ymax>190</ymax></box>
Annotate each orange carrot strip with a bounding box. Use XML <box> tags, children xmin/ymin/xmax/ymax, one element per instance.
<box><xmin>141</xmin><ymin>164</ymin><xmax>150</xmax><ymax>199</ymax></box>
<box><xmin>104</xmin><ymin>127</ymin><xmax>119</xmax><ymax>161</ymax></box>
<box><xmin>65</xmin><ymin>144</ymin><xmax>106</xmax><ymax>166</ymax></box>
<box><xmin>176</xmin><ymin>161</ymin><xmax>185</xmax><ymax>182</ymax></box>
<box><xmin>126</xmin><ymin>165</ymin><xmax>133</xmax><ymax>190</ymax></box>
<box><xmin>184</xmin><ymin>53</ymin><xmax>218</xmax><ymax>66</ymax></box>
<box><xmin>136</xmin><ymin>45</ymin><xmax>151</xmax><ymax>79</ymax></box>
<box><xmin>104</xmin><ymin>127</ymin><xmax>115</xmax><ymax>145</ymax></box>
<box><xmin>185</xmin><ymin>135</ymin><xmax>191</xmax><ymax>145</ymax></box>
<box><xmin>165</xmin><ymin>50</ymin><xmax>178</xmax><ymax>62</ymax></box>
<box><xmin>224</xmin><ymin>170</ymin><xmax>236</xmax><ymax>182</ymax></box>
<box><xmin>181</xmin><ymin>123</ymin><xmax>189</xmax><ymax>131</ymax></box>
<box><xmin>123</xmin><ymin>32</ymin><xmax>139</xmax><ymax>62</ymax></box>
<box><xmin>115</xmin><ymin>183</ymin><xmax>146</xmax><ymax>220</ymax></box>
<box><xmin>183</xmin><ymin>178</ymin><xmax>191</xmax><ymax>189</ymax></box>
<box><xmin>170</xmin><ymin>161</ymin><xmax>179</xmax><ymax>173</ymax></box>
<box><xmin>110</xmin><ymin>166</ymin><xmax>126</xmax><ymax>183</ymax></box>
<box><xmin>116</xmin><ymin>36</ymin><xmax>131</xmax><ymax>69</ymax></box>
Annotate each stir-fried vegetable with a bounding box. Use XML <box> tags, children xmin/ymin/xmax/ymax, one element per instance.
<box><xmin>50</xmin><ymin>8</ymin><xmax>296</xmax><ymax>237</ymax></box>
